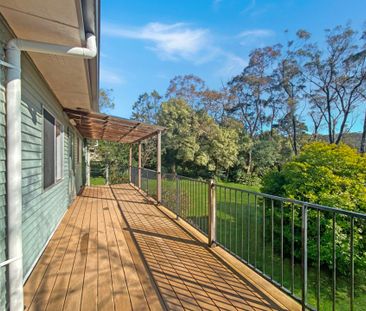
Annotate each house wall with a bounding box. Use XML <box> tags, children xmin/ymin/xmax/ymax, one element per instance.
<box><xmin>0</xmin><ymin>17</ymin><xmax>85</xmax><ymax>310</ymax></box>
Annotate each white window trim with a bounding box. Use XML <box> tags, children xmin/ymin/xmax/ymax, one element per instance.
<box><xmin>55</xmin><ymin>121</ymin><xmax>64</xmax><ymax>181</ymax></box>
<box><xmin>43</xmin><ymin>108</ymin><xmax>65</xmax><ymax>191</ymax></box>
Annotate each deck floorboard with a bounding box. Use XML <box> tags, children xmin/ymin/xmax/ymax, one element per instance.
<box><xmin>24</xmin><ymin>185</ymin><xmax>291</xmax><ymax>311</ymax></box>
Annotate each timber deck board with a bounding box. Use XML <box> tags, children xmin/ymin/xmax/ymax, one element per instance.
<box><xmin>24</xmin><ymin>184</ymin><xmax>292</xmax><ymax>311</ymax></box>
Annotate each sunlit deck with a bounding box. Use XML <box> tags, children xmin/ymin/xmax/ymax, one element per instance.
<box><xmin>24</xmin><ymin>185</ymin><xmax>295</xmax><ymax>311</ymax></box>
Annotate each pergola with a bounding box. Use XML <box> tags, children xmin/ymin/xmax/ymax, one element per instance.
<box><xmin>65</xmin><ymin>108</ymin><xmax>165</xmax><ymax>202</ymax></box>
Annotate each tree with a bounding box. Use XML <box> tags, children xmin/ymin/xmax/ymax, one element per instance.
<box><xmin>131</xmin><ymin>91</ymin><xmax>162</xmax><ymax>167</ymax></box>
<box><xmin>157</xmin><ymin>98</ymin><xmax>200</xmax><ymax>173</ymax></box>
<box><xmin>304</xmin><ymin>25</ymin><xmax>365</xmax><ymax>144</ymax></box>
<box><xmin>200</xmin><ymin>88</ymin><xmax>228</xmax><ymax>123</ymax></box>
<box><xmin>274</xmin><ymin>30</ymin><xmax>309</xmax><ymax>154</ymax></box>
<box><xmin>99</xmin><ymin>88</ymin><xmax>115</xmax><ymax>113</ymax></box>
<box><xmin>165</xmin><ymin>75</ymin><xmax>206</xmax><ymax>109</ymax></box>
<box><xmin>227</xmin><ymin>46</ymin><xmax>280</xmax><ymax>174</ymax></box>
<box><xmin>262</xmin><ymin>142</ymin><xmax>366</xmax><ymax>274</ymax></box>
<box><xmin>132</xmin><ymin>90</ymin><xmax>161</xmax><ymax>124</ymax></box>
<box><xmin>360</xmin><ymin>104</ymin><xmax>366</xmax><ymax>154</ymax></box>
<box><xmin>195</xmin><ymin>112</ymin><xmax>239</xmax><ymax>175</ymax></box>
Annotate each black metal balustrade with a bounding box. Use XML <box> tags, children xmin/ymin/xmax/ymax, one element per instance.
<box><xmin>130</xmin><ymin>167</ymin><xmax>366</xmax><ymax>311</ymax></box>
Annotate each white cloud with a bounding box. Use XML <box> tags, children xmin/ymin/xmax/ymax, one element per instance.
<box><xmin>238</xmin><ymin>29</ymin><xmax>274</xmax><ymax>38</ymax></box>
<box><xmin>100</xmin><ymin>68</ymin><xmax>125</xmax><ymax>85</ymax></box>
<box><xmin>237</xmin><ymin>29</ymin><xmax>275</xmax><ymax>46</ymax></box>
<box><xmin>102</xmin><ymin>22</ymin><xmax>209</xmax><ymax>61</ymax></box>
<box><xmin>102</xmin><ymin>21</ymin><xmax>249</xmax><ymax>80</ymax></box>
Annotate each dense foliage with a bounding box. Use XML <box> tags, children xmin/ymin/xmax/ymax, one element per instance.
<box><xmin>262</xmin><ymin>142</ymin><xmax>366</xmax><ymax>274</ymax></box>
<box><xmin>262</xmin><ymin>142</ymin><xmax>366</xmax><ymax>211</ymax></box>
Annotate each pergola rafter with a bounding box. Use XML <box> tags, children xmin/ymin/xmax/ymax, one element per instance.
<box><xmin>64</xmin><ymin>108</ymin><xmax>164</xmax><ymax>202</ymax></box>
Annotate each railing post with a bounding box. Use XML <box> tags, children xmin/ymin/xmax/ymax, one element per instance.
<box><xmin>157</xmin><ymin>130</ymin><xmax>162</xmax><ymax>203</ymax></box>
<box><xmin>138</xmin><ymin>142</ymin><xmax>142</xmax><ymax>189</ymax></box>
<box><xmin>128</xmin><ymin>144</ymin><xmax>132</xmax><ymax>184</ymax></box>
<box><xmin>301</xmin><ymin>205</ymin><xmax>308</xmax><ymax>310</ymax></box>
<box><xmin>175</xmin><ymin>174</ymin><xmax>179</xmax><ymax>218</ymax></box>
<box><xmin>208</xmin><ymin>179</ymin><xmax>216</xmax><ymax>246</ymax></box>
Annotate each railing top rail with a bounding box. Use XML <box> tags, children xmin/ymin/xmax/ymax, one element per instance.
<box><xmin>133</xmin><ymin>166</ymin><xmax>366</xmax><ymax>220</ymax></box>
<box><xmin>140</xmin><ymin>167</ymin><xmax>157</xmax><ymax>174</ymax></box>
<box><xmin>216</xmin><ymin>184</ymin><xmax>366</xmax><ymax>220</ymax></box>
<box><xmin>175</xmin><ymin>174</ymin><xmax>207</xmax><ymax>184</ymax></box>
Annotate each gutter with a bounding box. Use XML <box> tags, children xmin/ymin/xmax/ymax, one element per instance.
<box><xmin>5</xmin><ymin>25</ymin><xmax>97</xmax><ymax>311</ymax></box>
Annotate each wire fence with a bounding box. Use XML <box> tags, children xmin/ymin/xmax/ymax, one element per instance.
<box><xmin>130</xmin><ymin>167</ymin><xmax>366</xmax><ymax>310</ymax></box>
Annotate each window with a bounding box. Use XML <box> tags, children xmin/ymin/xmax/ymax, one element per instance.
<box><xmin>56</xmin><ymin>122</ymin><xmax>63</xmax><ymax>180</ymax></box>
<box><xmin>43</xmin><ymin>109</ymin><xmax>64</xmax><ymax>189</ymax></box>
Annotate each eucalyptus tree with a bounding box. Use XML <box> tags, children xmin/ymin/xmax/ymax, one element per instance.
<box><xmin>304</xmin><ymin>25</ymin><xmax>365</xmax><ymax>144</ymax></box>
<box><xmin>227</xmin><ymin>46</ymin><xmax>280</xmax><ymax>173</ymax></box>
<box><xmin>273</xmin><ymin>30</ymin><xmax>310</xmax><ymax>154</ymax></box>
<box><xmin>165</xmin><ymin>74</ymin><xmax>206</xmax><ymax>109</ymax></box>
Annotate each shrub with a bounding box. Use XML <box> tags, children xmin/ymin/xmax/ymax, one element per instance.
<box><xmin>262</xmin><ymin>142</ymin><xmax>366</xmax><ymax>275</ymax></box>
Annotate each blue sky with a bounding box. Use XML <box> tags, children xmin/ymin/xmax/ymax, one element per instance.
<box><xmin>100</xmin><ymin>0</ymin><xmax>366</xmax><ymax>130</ymax></box>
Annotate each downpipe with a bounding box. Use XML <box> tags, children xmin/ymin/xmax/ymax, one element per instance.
<box><xmin>5</xmin><ymin>34</ymin><xmax>97</xmax><ymax>311</ymax></box>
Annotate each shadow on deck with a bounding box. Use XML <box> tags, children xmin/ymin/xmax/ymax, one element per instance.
<box><xmin>24</xmin><ymin>184</ymin><xmax>296</xmax><ymax>311</ymax></box>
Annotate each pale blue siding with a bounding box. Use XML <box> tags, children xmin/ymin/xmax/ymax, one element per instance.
<box><xmin>0</xmin><ymin>17</ymin><xmax>85</xmax><ymax>310</ymax></box>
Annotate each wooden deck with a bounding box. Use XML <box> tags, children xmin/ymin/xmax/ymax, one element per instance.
<box><xmin>24</xmin><ymin>185</ymin><xmax>294</xmax><ymax>311</ymax></box>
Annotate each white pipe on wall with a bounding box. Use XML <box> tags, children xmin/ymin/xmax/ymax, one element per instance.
<box><xmin>6</xmin><ymin>34</ymin><xmax>97</xmax><ymax>311</ymax></box>
<box><xmin>6</xmin><ymin>45</ymin><xmax>22</xmax><ymax>311</ymax></box>
<box><xmin>7</xmin><ymin>33</ymin><xmax>97</xmax><ymax>59</ymax></box>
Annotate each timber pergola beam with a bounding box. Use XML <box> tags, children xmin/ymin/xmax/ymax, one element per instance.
<box><xmin>64</xmin><ymin>108</ymin><xmax>165</xmax><ymax>203</ymax></box>
<box><xmin>64</xmin><ymin>108</ymin><xmax>165</xmax><ymax>143</ymax></box>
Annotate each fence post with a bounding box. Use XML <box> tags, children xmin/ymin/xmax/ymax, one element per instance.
<box><xmin>176</xmin><ymin>174</ymin><xmax>179</xmax><ymax>219</ymax></box>
<box><xmin>208</xmin><ymin>179</ymin><xmax>216</xmax><ymax>246</ymax></box>
<box><xmin>301</xmin><ymin>205</ymin><xmax>308</xmax><ymax>310</ymax></box>
<box><xmin>157</xmin><ymin>131</ymin><xmax>162</xmax><ymax>203</ymax></box>
<box><xmin>138</xmin><ymin>142</ymin><xmax>142</xmax><ymax>189</ymax></box>
<box><xmin>128</xmin><ymin>144</ymin><xmax>132</xmax><ymax>184</ymax></box>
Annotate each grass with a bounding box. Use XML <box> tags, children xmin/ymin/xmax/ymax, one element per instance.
<box><xmin>139</xmin><ymin>176</ymin><xmax>366</xmax><ymax>311</ymax></box>
<box><xmin>90</xmin><ymin>176</ymin><xmax>106</xmax><ymax>185</ymax></box>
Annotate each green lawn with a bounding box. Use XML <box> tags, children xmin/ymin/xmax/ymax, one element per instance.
<box><xmin>90</xmin><ymin>176</ymin><xmax>106</xmax><ymax>185</ymax></box>
<box><xmin>143</xmin><ymin>176</ymin><xmax>365</xmax><ymax>311</ymax></box>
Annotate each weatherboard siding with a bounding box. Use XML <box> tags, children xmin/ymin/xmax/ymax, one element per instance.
<box><xmin>0</xmin><ymin>18</ymin><xmax>11</xmax><ymax>310</ymax></box>
<box><xmin>0</xmin><ymin>17</ymin><xmax>85</xmax><ymax>310</ymax></box>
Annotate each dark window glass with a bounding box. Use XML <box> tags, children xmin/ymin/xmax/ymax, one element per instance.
<box><xmin>43</xmin><ymin>109</ymin><xmax>55</xmax><ymax>188</ymax></box>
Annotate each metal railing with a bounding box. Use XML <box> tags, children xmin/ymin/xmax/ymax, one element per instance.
<box><xmin>130</xmin><ymin>167</ymin><xmax>366</xmax><ymax>310</ymax></box>
<box><xmin>161</xmin><ymin>173</ymin><xmax>209</xmax><ymax>235</ymax></box>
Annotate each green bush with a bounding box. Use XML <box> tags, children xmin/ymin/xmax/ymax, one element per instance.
<box><xmin>262</xmin><ymin>142</ymin><xmax>366</xmax><ymax>275</ymax></box>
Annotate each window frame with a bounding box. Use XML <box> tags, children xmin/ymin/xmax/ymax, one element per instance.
<box><xmin>43</xmin><ymin>108</ymin><xmax>64</xmax><ymax>191</ymax></box>
<box><xmin>55</xmin><ymin>121</ymin><xmax>64</xmax><ymax>181</ymax></box>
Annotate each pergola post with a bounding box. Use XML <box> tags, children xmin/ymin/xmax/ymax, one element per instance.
<box><xmin>157</xmin><ymin>130</ymin><xmax>162</xmax><ymax>203</ymax></box>
<box><xmin>128</xmin><ymin>144</ymin><xmax>132</xmax><ymax>184</ymax></box>
<box><xmin>138</xmin><ymin>142</ymin><xmax>142</xmax><ymax>189</ymax></box>
<box><xmin>86</xmin><ymin>143</ymin><xmax>90</xmax><ymax>186</ymax></box>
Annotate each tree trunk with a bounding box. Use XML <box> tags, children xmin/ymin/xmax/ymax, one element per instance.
<box><xmin>246</xmin><ymin>149</ymin><xmax>252</xmax><ymax>175</ymax></box>
<box><xmin>360</xmin><ymin>110</ymin><xmax>366</xmax><ymax>154</ymax></box>
<box><xmin>171</xmin><ymin>162</ymin><xmax>176</xmax><ymax>174</ymax></box>
<box><xmin>327</xmin><ymin>102</ymin><xmax>333</xmax><ymax>143</ymax></box>
<box><xmin>292</xmin><ymin>114</ymin><xmax>298</xmax><ymax>155</ymax></box>
<box><xmin>336</xmin><ymin>109</ymin><xmax>351</xmax><ymax>145</ymax></box>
